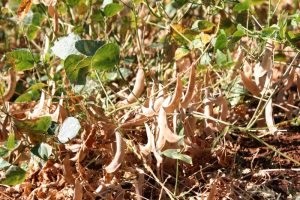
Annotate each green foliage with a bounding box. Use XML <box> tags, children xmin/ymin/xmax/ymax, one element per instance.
<box><xmin>192</xmin><ymin>20</ymin><xmax>215</xmax><ymax>32</ymax></box>
<box><xmin>64</xmin><ymin>55</ymin><xmax>89</xmax><ymax>85</ymax></box>
<box><xmin>75</xmin><ymin>40</ymin><xmax>105</xmax><ymax>56</ymax></box>
<box><xmin>0</xmin><ymin>166</ymin><xmax>26</xmax><ymax>186</ymax></box>
<box><xmin>175</xmin><ymin>47</ymin><xmax>190</xmax><ymax>60</ymax></box>
<box><xmin>104</xmin><ymin>3</ymin><xmax>124</xmax><ymax>17</ymax></box>
<box><xmin>15</xmin><ymin>90</ymin><xmax>40</xmax><ymax>102</ymax></box>
<box><xmin>14</xmin><ymin>116</ymin><xmax>52</xmax><ymax>134</ymax></box>
<box><xmin>161</xmin><ymin>149</ymin><xmax>192</xmax><ymax>165</ymax></box>
<box><xmin>91</xmin><ymin>43</ymin><xmax>120</xmax><ymax>70</ymax></box>
<box><xmin>6</xmin><ymin>49</ymin><xmax>35</xmax><ymax>71</ymax></box>
<box><xmin>233</xmin><ymin>0</ymin><xmax>250</xmax><ymax>13</ymax></box>
<box><xmin>214</xmin><ymin>30</ymin><xmax>227</xmax><ymax>51</ymax></box>
<box><xmin>6</xmin><ymin>133</ymin><xmax>15</xmax><ymax>151</ymax></box>
<box><xmin>31</xmin><ymin>143</ymin><xmax>52</xmax><ymax>161</ymax></box>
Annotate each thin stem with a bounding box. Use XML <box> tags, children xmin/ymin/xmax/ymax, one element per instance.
<box><xmin>174</xmin><ymin>159</ymin><xmax>179</xmax><ymax>196</ymax></box>
<box><xmin>95</xmin><ymin>70</ymin><xmax>116</xmax><ymax>110</ymax></box>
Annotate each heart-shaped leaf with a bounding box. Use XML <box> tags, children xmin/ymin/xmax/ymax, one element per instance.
<box><xmin>75</xmin><ymin>40</ymin><xmax>105</xmax><ymax>56</ymax></box>
<box><xmin>104</xmin><ymin>3</ymin><xmax>124</xmax><ymax>17</ymax></box>
<box><xmin>64</xmin><ymin>55</ymin><xmax>90</xmax><ymax>85</ymax></box>
<box><xmin>91</xmin><ymin>43</ymin><xmax>120</xmax><ymax>70</ymax></box>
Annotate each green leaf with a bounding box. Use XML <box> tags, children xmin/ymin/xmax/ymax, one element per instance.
<box><xmin>161</xmin><ymin>149</ymin><xmax>192</xmax><ymax>165</ymax></box>
<box><xmin>104</xmin><ymin>3</ymin><xmax>124</xmax><ymax>17</ymax></box>
<box><xmin>6</xmin><ymin>133</ymin><xmax>15</xmax><ymax>151</ymax></box>
<box><xmin>175</xmin><ymin>47</ymin><xmax>190</xmax><ymax>60</ymax></box>
<box><xmin>0</xmin><ymin>158</ymin><xmax>11</xmax><ymax>170</ymax></box>
<box><xmin>26</xmin><ymin>83</ymin><xmax>46</xmax><ymax>91</ymax></box>
<box><xmin>26</xmin><ymin>25</ymin><xmax>39</xmax><ymax>41</ymax></box>
<box><xmin>31</xmin><ymin>143</ymin><xmax>52</xmax><ymax>161</ymax></box>
<box><xmin>261</xmin><ymin>24</ymin><xmax>279</xmax><ymax>38</ymax></box>
<box><xmin>274</xmin><ymin>52</ymin><xmax>287</xmax><ymax>62</ymax></box>
<box><xmin>286</xmin><ymin>31</ymin><xmax>300</xmax><ymax>49</ymax></box>
<box><xmin>91</xmin><ymin>43</ymin><xmax>120</xmax><ymax>70</ymax></box>
<box><xmin>278</xmin><ymin>13</ymin><xmax>287</xmax><ymax>40</ymax></box>
<box><xmin>6</xmin><ymin>49</ymin><xmax>35</xmax><ymax>71</ymax></box>
<box><xmin>0</xmin><ymin>147</ymin><xmax>9</xmax><ymax>157</ymax></box>
<box><xmin>220</xmin><ymin>17</ymin><xmax>236</xmax><ymax>35</ymax></box>
<box><xmin>15</xmin><ymin>90</ymin><xmax>40</xmax><ymax>103</ymax></box>
<box><xmin>14</xmin><ymin>116</ymin><xmax>52</xmax><ymax>134</ymax></box>
<box><xmin>67</xmin><ymin>0</ymin><xmax>80</xmax><ymax>6</ymax></box>
<box><xmin>214</xmin><ymin>30</ymin><xmax>227</xmax><ymax>51</ymax></box>
<box><xmin>0</xmin><ymin>165</ymin><xmax>26</xmax><ymax>186</ymax></box>
<box><xmin>233</xmin><ymin>0</ymin><xmax>250</xmax><ymax>13</ymax></box>
<box><xmin>75</xmin><ymin>40</ymin><xmax>105</xmax><ymax>56</ymax></box>
<box><xmin>64</xmin><ymin>55</ymin><xmax>90</xmax><ymax>85</ymax></box>
<box><xmin>58</xmin><ymin>117</ymin><xmax>81</xmax><ymax>143</ymax></box>
<box><xmin>216</xmin><ymin>49</ymin><xmax>227</xmax><ymax>65</ymax></box>
<box><xmin>192</xmin><ymin>20</ymin><xmax>215</xmax><ymax>32</ymax></box>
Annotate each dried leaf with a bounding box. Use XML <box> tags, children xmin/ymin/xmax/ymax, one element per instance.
<box><xmin>163</xmin><ymin>76</ymin><xmax>183</xmax><ymax>113</ymax></box>
<box><xmin>120</xmin><ymin>116</ymin><xmax>148</xmax><ymax>129</ymax></box>
<box><xmin>240</xmin><ymin>64</ymin><xmax>260</xmax><ymax>96</ymax></box>
<box><xmin>139</xmin><ymin>123</ymin><xmax>153</xmax><ymax>156</ymax></box>
<box><xmin>206</xmin><ymin>178</ymin><xmax>218</xmax><ymax>200</ymax></box>
<box><xmin>63</xmin><ymin>154</ymin><xmax>75</xmax><ymax>185</ymax></box>
<box><xmin>17</xmin><ymin>0</ymin><xmax>32</xmax><ymax>20</ymax></box>
<box><xmin>73</xmin><ymin>178</ymin><xmax>83</xmax><ymax>200</ymax></box>
<box><xmin>134</xmin><ymin>169</ymin><xmax>144</xmax><ymax>200</ymax></box>
<box><xmin>153</xmin><ymin>84</ymin><xmax>165</xmax><ymax>113</ymax></box>
<box><xmin>48</xmin><ymin>5</ymin><xmax>58</xmax><ymax>33</ymax></box>
<box><xmin>157</xmin><ymin>108</ymin><xmax>182</xmax><ymax>143</ymax></box>
<box><xmin>265</xmin><ymin>98</ymin><xmax>277</xmax><ymax>134</ymax></box>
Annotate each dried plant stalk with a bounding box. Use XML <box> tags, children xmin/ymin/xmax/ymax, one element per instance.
<box><xmin>73</xmin><ymin>178</ymin><xmax>83</xmax><ymax>200</ymax></box>
<box><xmin>204</xmin><ymin>71</ymin><xmax>215</xmax><ymax>134</ymax></box>
<box><xmin>216</xmin><ymin>96</ymin><xmax>228</xmax><ymax>130</ymax></box>
<box><xmin>265</xmin><ymin>97</ymin><xmax>277</xmax><ymax>134</ymax></box>
<box><xmin>181</xmin><ymin>65</ymin><xmax>196</xmax><ymax>109</ymax></box>
<box><xmin>105</xmin><ymin>131</ymin><xmax>126</xmax><ymax>173</ymax></box>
